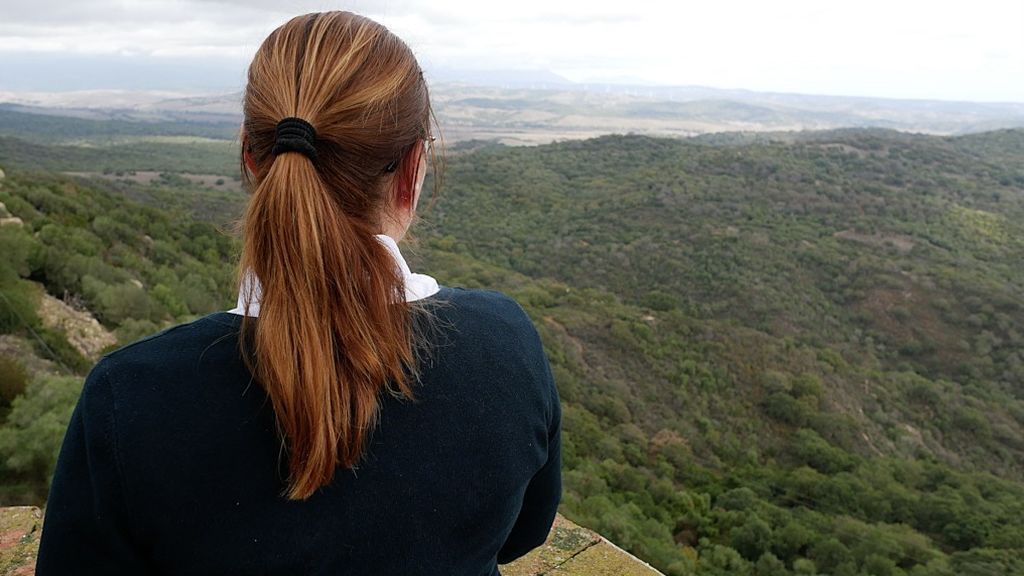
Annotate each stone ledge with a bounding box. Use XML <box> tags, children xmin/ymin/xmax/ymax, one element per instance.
<box><xmin>504</xmin><ymin>514</ymin><xmax>663</xmax><ymax>575</ymax></box>
<box><xmin>0</xmin><ymin>507</ymin><xmax>40</xmax><ymax>576</ymax></box>
<box><xmin>0</xmin><ymin>508</ymin><xmax>662</xmax><ymax>575</ymax></box>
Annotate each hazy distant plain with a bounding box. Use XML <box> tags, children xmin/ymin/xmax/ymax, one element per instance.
<box><xmin>2</xmin><ymin>82</ymin><xmax>1023</xmax><ymax>147</ymax></box>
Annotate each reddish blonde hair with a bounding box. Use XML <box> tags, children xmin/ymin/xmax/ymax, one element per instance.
<box><xmin>234</xmin><ymin>11</ymin><xmax>441</xmax><ymax>500</ymax></box>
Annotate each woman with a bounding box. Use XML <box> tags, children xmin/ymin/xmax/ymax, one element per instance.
<box><xmin>36</xmin><ymin>11</ymin><xmax>561</xmax><ymax>575</ymax></box>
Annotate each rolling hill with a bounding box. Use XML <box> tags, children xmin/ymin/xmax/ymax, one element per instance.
<box><xmin>0</xmin><ymin>126</ymin><xmax>1022</xmax><ymax>575</ymax></box>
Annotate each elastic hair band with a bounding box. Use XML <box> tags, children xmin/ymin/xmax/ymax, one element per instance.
<box><xmin>272</xmin><ymin>117</ymin><xmax>319</xmax><ymax>162</ymax></box>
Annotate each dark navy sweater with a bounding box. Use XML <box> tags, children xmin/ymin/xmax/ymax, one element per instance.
<box><xmin>36</xmin><ymin>286</ymin><xmax>561</xmax><ymax>575</ymax></box>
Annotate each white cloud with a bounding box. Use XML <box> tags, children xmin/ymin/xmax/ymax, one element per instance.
<box><xmin>0</xmin><ymin>0</ymin><xmax>1020</xmax><ymax>101</ymax></box>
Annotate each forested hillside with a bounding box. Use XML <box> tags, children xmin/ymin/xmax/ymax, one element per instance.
<box><xmin>0</xmin><ymin>126</ymin><xmax>1022</xmax><ymax>576</ymax></box>
<box><xmin>415</xmin><ymin>130</ymin><xmax>1024</xmax><ymax>575</ymax></box>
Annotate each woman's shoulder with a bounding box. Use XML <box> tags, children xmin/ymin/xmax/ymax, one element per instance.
<box><xmin>432</xmin><ymin>286</ymin><xmax>537</xmax><ymax>335</ymax></box>
<box><xmin>95</xmin><ymin>312</ymin><xmax>234</xmax><ymax>367</ymax></box>
<box><xmin>82</xmin><ymin>312</ymin><xmax>240</xmax><ymax>403</ymax></box>
<box><xmin>435</xmin><ymin>285</ymin><xmax>524</xmax><ymax>313</ymax></box>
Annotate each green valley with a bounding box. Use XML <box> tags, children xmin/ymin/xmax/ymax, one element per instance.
<box><xmin>0</xmin><ymin>119</ymin><xmax>1022</xmax><ymax>575</ymax></box>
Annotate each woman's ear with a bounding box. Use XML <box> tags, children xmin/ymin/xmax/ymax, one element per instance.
<box><xmin>240</xmin><ymin>128</ymin><xmax>258</xmax><ymax>175</ymax></box>
<box><xmin>394</xmin><ymin>140</ymin><xmax>426</xmax><ymax>210</ymax></box>
<box><xmin>412</xmin><ymin>142</ymin><xmax>427</xmax><ymax>212</ymax></box>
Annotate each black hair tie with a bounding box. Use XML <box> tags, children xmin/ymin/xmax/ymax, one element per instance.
<box><xmin>272</xmin><ymin>117</ymin><xmax>319</xmax><ymax>162</ymax></box>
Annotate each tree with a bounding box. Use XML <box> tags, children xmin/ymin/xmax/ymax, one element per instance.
<box><xmin>773</xmin><ymin>521</ymin><xmax>816</xmax><ymax>562</ymax></box>
<box><xmin>0</xmin><ymin>374</ymin><xmax>83</xmax><ymax>485</ymax></box>
<box><xmin>862</xmin><ymin>553</ymin><xmax>903</xmax><ymax>576</ymax></box>
<box><xmin>700</xmin><ymin>543</ymin><xmax>753</xmax><ymax>576</ymax></box>
<box><xmin>808</xmin><ymin>538</ymin><xmax>853</xmax><ymax>575</ymax></box>
<box><xmin>733</xmin><ymin>514</ymin><xmax>774</xmax><ymax>561</ymax></box>
<box><xmin>792</xmin><ymin>558</ymin><xmax>817</xmax><ymax>575</ymax></box>
<box><xmin>754</xmin><ymin>552</ymin><xmax>787</xmax><ymax>576</ymax></box>
<box><xmin>0</xmin><ymin>354</ymin><xmax>28</xmax><ymax>409</ymax></box>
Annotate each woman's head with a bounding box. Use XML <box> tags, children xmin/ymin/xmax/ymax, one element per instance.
<box><xmin>234</xmin><ymin>11</ymin><xmax>440</xmax><ymax>500</ymax></box>
<box><xmin>242</xmin><ymin>11</ymin><xmax>438</xmax><ymax>232</ymax></box>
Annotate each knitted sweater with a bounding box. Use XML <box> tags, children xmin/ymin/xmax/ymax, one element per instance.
<box><xmin>36</xmin><ymin>286</ymin><xmax>561</xmax><ymax>576</ymax></box>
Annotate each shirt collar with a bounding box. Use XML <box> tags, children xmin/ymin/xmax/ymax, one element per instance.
<box><xmin>226</xmin><ymin>233</ymin><xmax>440</xmax><ymax>317</ymax></box>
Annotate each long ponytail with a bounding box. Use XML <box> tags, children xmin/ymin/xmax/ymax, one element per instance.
<box><xmin>234</xmin><ymin>11</ymin><xmax>441</xmax><ymax>500</ymax></box>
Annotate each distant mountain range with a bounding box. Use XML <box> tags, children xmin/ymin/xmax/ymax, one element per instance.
<box><xmin>2</xmin><ymin>79</ymin><xmax>1023</xmax><ymax>145</ymax></box>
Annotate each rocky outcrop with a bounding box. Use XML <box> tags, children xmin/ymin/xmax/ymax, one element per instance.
<box><xmin>0</xmin><ymin>199</ymin><xmax>23</xmax><ymax>228</ymax></box>
<box><xmin>0</xmin><ymin>508</ymin><xmax>663</xmax><ymax>575</ymax></box>
<box><xmin>34</xmin><ymin>285</ymin><xmax>116</xmax><ymax>360</ymax></box>
<box><xmin>0</xmin><ymin>336</ymin><xmax>60</xmax><ymax>379</ymax></box>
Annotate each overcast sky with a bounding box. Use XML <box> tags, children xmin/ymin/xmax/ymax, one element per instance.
<box><xmin>0</xmin><ymin>0</ymin><xmax>1021</xmax><ymax>102</ymax></box>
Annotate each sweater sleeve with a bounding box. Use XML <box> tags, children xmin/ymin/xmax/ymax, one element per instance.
<box><xmin>496</xmin><ymin>339</ymin><xmax>563</xmax><ymax>565</ymax></box>
<box><xmin>36</xmin><ymin>358</ymin><xmax>153</xmax><ymax>574</ymax></box>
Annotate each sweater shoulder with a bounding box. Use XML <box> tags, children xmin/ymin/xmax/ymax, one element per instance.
<box><xmin>97</xmin><ymin>312</ymin><xmax>231</xmax><ymax>365</ymax></box>
<box><xmin>438</xmin><ymin>286</ymin><xmax>530</xmax><ymax>323</ymax></box>
<box><xmin>435</xmin><ymin>286</ymin><xmax>539</xmax><ymax>342</ymax></box>
<box><xmin>87</xmin><ymin>312</ymin><xmax>238</xmax><ymax>397</ymax></box>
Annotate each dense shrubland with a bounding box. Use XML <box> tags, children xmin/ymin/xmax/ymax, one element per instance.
<box><xmin>1</xmin><ymin>127</ymin><xmax>1023</xmax><ymax>575</ymax></box>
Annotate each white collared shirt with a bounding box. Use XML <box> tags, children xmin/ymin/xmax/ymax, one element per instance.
<box><xmin>226</xmin><ymin>234</ymin><xmax>441</xmax><ymax>317</ymax></box>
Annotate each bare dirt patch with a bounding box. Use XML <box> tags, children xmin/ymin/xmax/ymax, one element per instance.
<box><xmin>834</xmin><ymin>229</ymin><xmax>916</xmax><ymax>253</ymax></box>
<box><xmin>856</xmin><ymin>280</ymin><xmax>966</xmax><ymax>374</ymax></box>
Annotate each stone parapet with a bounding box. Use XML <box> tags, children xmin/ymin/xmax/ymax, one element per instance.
<box><xmin>0</xmin><ymin>507</ymin><xmax>662</xmax><ymax>575</ymax></box>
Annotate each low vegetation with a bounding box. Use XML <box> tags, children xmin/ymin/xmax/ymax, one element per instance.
<box><xmin>1</xmin><ymin>126</ymin><xmax>1022</xmax><ymax>575</ymax></box>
